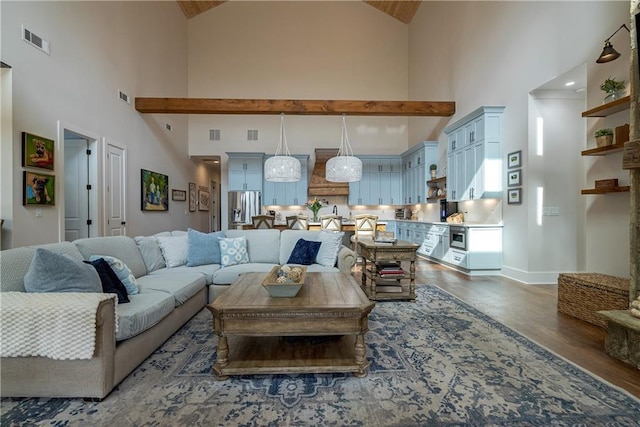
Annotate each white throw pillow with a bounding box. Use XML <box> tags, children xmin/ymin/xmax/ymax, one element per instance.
<box><xmin>315</xmin><ymin>231</ymin><xmax>345</xmax><ymax>267</ymax></box>
<box><xmin>156</xmin><ymin>235</ymin><xmax>188</xmax><ymax>268</ymax></box>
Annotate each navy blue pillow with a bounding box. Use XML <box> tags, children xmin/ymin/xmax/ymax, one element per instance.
<box><xmin>85</xmin><ymin>258</ymin><xmax>130</xmax><ymax>304</ymax></box>
<box><xmin>287</xmin><ymin>239</ymin><xmax>322</xmax><ymax>265</ymax></box>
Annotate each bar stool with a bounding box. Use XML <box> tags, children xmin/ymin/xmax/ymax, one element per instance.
<box><xmin>252</xmin><ymin>215</ymin><xmax>275</xmax><ymax>229</ymax></box>
<box><xmin>320</xmin><ymin>214</ymin><xmax>343</xmax><ymax>232</ymax></box>
<box><xmin>350</xmin><ymin>214</ymin><xmax>378</xmax><ymax>259</ymax></box>
<box><xmin>286</xmin><ymin>215</ymin><xmax>310</xmax><ymax>230</ymax></box>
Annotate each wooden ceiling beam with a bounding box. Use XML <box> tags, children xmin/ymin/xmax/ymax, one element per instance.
<box><xmin>363</xmin><ymin>1</ymin><xmax>422</xmax><ymax>25</ymax></box>
<box><xmin>135</xmin><ymin>98</ymin><xmax>455</xmax><ymax>117</ymax></box>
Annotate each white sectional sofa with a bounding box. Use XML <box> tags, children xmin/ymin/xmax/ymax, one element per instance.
<box><xmin>0</xmin><ymin>229</ymin><xmax>355</xmax><ymax>399</ymax></box>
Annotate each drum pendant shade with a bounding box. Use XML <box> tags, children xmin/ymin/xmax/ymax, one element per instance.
<box><xmin>264</xmin><ymin>114</ymin><xmax>301</xmax><ymax>182</ymax></box>
<box><xmin>326</xmin><ymin>115</ymin><xmax>362</xmax><ymax>182</ymax></box>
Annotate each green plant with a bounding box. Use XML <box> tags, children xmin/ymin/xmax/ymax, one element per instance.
<box><xmin>600</xmin><ymin>77</ymin><xmax>625</xmax><ymax>93</ymax></box>
<box><xmin>429</xmin><ymin>164</ymin><xmax>437</xmax><ymax>171</ymax></box>
<box><xmin>594</xmin><ymin>128</ymin><xmax>613</xmax><ymax>138</ymax></box>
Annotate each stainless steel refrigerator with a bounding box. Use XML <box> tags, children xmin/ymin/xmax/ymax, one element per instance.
<box><xmin>228</xmin><ymin>191</ymin><xmax>262</xmax><ymax>228</ymax></box>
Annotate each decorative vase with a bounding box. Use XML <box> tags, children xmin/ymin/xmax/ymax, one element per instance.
<box><xmin>603</xmin><ymin>90</ymin><xmax>624</xmax><ymax>104</ymax></box>
<box><xmin>596</xmin><ymin>135</ymin><xmax>613</xmax><ymax>148</ymax></box>
<box><xmin>430</xmin><ymin>170</ymin><xmax>437</xmax><ymax>179</ymax></box>
<box><xmin>312</xmin><ymin>211</ymin><xmax>319</xmax><ymax>222</ymax></box>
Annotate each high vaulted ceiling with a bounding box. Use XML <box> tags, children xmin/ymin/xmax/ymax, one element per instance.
<box><xmin>176</xmin><ymin>0</ymin><xmax>422</xmax><ymax>24</ymax></box>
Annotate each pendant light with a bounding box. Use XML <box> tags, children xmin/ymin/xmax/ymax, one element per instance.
<box><xmin>326</xmin><ymin>115</ymin><xmax>362</xmax><ymax>182</ymax></box>
<box><xmin>264</xmin><ymin>113</ymin><xmax>301</xmax><ymax>182</ymax></box>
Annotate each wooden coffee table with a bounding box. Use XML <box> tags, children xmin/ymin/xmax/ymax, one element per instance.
<box><xmin>206</xmin><ymin>272</ymin><xmax>375</xmax><ymax>380</ymax></box>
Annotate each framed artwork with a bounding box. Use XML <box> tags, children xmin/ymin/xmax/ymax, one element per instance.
<box><xmin>189</xmin><ymin>182</ymin><xmax>197</xmax><ymax>212</ymax></box>
<box><xmin>198</xmin><ymin>190</ymin><xmax>210</xmax><ymax>211</ymax></box>
<box><xmin>507</xmin><ymin>188</ymin><xmax>522</xmax><ymax>205</ymax></box>
<box><xmin>23</xmin><ymin>171</ymin><xmax>55</xmax><ymax>206</ymax></box>
<box><xmin>22</xmin><ymin>132</ymin><xmax>55</xmax><ymax>170</ymax></box>
<box><xmin>508</xmin><ymin>169</ymin><xmax>522</xmax><ymax>187</ymax></box>
<box><xmin>172</xmin><ymin>189</ymin><xmax>186</xmax><ymax>201</ymax></box>
<box><xmin>141</xmin><ymin>169</ymin><xmax>168</xmax><ymax>211</ymax></box>
<box><xmin>507</xmin><ymin>150</ymin><xmax>522</xmax><ymax>169</ymax></box>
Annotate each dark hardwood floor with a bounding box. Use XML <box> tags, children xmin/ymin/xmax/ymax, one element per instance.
<box><xmin>355</xmin><ymin>258</ymin><xmax>640</xmax><ymax>399</ymax></box>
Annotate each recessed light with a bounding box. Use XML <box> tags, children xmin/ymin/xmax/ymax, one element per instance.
<box><xmin>565</xmin><ymin>81</ymin><xmax>575</xmax><ymax>87</ymax></box>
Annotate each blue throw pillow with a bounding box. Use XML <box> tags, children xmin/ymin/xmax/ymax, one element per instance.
<box><xmin>287</xmin><ymin>239</ymin><xmax>322</xmax><ymax>266</ymax></box>
<box><xmin>89</xmin><ymin>255</ymin><xmax>139</xmax><ymax>295</ymax></box>
<box><xmin>219</xmin><ymin>236</ymin><xmax>249</xmax><ymax>267</ymax></box>
<box><xmin>84</xmin><ymin>258</ymin><xmax>130</xmax><ymax>304</ymax></box>
<box><xmin>187</xmin><ymin>228</ymin><xmax>225</xmax><ymax>266</ymax></box>
<box><xmin>24</xmin><ymin>248</ymin><xmax>102</xmax><ymax>293</ymax></box>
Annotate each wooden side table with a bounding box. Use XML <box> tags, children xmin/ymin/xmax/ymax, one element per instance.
<box><xmin>358</xmin><ymin>238</ymin><xmax>419</xmax><ymax>301</ymax></box>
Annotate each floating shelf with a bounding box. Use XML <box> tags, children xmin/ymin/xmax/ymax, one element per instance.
<box><xmin>581</xmin><ymin>186</ymin><xmax>630</xmax><ymax>195</ymax></box>
<box><xmin>581</xmin><ymin>143</ymin><xmax>626</xmax><ymax>156</ymax></box>
<box><xmin>581</xmin><ymin>96</ymin><xmax>631</xmax><ymax>118</ymax></box>
<box><xmin>427</xmin><ymin>177</ymin><xmax>447</xmax><ymax>184</ymax></box>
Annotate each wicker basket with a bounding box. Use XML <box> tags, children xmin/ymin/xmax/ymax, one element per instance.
<box><xmin>557</xmin><ymin>273</ymin><xmax>629</xmax><ymax>327</ymax></box>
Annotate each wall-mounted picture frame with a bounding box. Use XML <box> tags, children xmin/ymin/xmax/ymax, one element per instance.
<box><xmin>22</xmin><ymin>132</ymin><xmax>55</xmax><ymax>170</ymax></box>
<box><xmin>171</xmin><ymin>189</ymin><xmax>186</xmax><ymax>201</ymax></box>
<box><xmin>198</xmin><ymin>190</ymin><xmax>210</xmax><ymax>211</ymax></box>
<box><xmin>507</xmin><ymin>188</ymin><xmax>522</xmax><ymax>205</ymax></box>
<box><xmin>507</xmin><ymin>150</ymin><xmax>522</xmax><ymax>169</ymax></box>
<box><xmin>141</xmin><ymin>169</ymin><xmax>168</xmax><ymax>211</ymax></box>
<box><xmin>508</xmin><ymin>169</ymin><xmax>522</xmax><ymax>187</ymax></box>
<box><xmin>188</xmin><ymin>182</ymin><xmax>197</xmax><ymax>212</ymax></box>
<box><xmin>23</xmin><ymin>171</ymin><xmax>55</xmax><ymax>206</ymax></box>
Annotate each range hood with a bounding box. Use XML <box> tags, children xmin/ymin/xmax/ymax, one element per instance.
<box><xmin>307</xmin><ymin>149</ymin><xmax>350</xmax><ymax>197</ymax></box>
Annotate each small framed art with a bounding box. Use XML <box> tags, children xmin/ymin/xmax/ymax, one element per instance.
<box><xmin>507</xmin><ymin>188</ymin><xmax>522</xmax><ymax>205</ymax></box>
<box><xmin>23</xmin><ymin>132</ymin><xmax>55</xmax><ymax>170</ymax></box>
<box><xmin>507</xmin><ymin>150</ymin><xmax>522</xmax><ymax>169</ymax></box>
<box><xmin>23</xmin><ymin>171</ymin><xmax>55</xmax><ymax>206</ymax></box>
<box><xmin>198</xmin><ymin>190</ymin><xmax>210</xmax><ymax>211</ymax></box>
<box><xmin>508</xmin><ymin>169</ymin><xmax>522</xmax><ymax>187</ymax></box>
<box><xmin>141</xmin><ymin>169</ymin><xmax>168</xmax><ymax>211</ymax></box>
<box><xmin>189</xmin><ymin>182</ymin><xmax>197</xmax><ymax>212</ymax></box>
<box><xmin>172</xmin><ymin>189</ymin><xmax>186</xmax><ymax>201</ymax></box>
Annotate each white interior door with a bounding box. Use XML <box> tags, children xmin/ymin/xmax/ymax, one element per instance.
<box><xmin>105</xmin><ymin>139</ymin><xmax>126</xmax><ymax>236</ymax></box>
<box><xmin>64</xmin><ymin>138</ymin><xmax>89</xmax><ymax>241</ymax></box>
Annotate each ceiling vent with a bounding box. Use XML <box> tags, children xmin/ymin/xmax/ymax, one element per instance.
<box><xmin>22</xmin><ymin>25</ymin><xmax>50</xmax><ymax>55</ymax></box>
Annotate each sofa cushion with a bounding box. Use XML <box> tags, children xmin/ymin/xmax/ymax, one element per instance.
<box><xmin>24</xmin><ymin>248</ymin><xmax>102</xmax><ymax>294</ymax></box>
<box><xmin>226</xmin><ymin>229</ymin><xmax>281</xmax><ymax>264</ymax></box>
<box><xmin>187</xmin><ymin>229</ymin><xmax>225</xmax><ymax>266</ymax></box>
<box><xmin>134</xmin><ymin>236</ymin><xmax>166</xmax><ymax>273</ymax></box>
<box><xmin>287</xmin><ymin>239</ymin><xmax>321</xmax><ymax>265</ymax></box>
<box><xmin>85</xmin><ymin>258</ymin><xmax>130</xmax><ymax>303</ymax></box>
<box><xmin>156</xmin><ymin>235</ymin><xmax>188</xmax><ymax>268</ymax></box>
<box><xmin>135</xmin><ymin>273</ymin><xmax>206</xmax><ymax>306</ymax></box>
<box><xmin>279</xmin><ymin>230</ymin><xmax>321</xmax><ymax>265</ymax></box>
<box><xmin>219</xmin><ymin>236</ymin><xmax>249</xmax><ymax>267</ymax></box>
<box><xmin>115</xmin><ymin>290</ymin><xmax>175</xmax><ymax>341</ymax></box>
<box><xmin>89</xmin><ymin>255</ymin><xmax>139</xmax><ymax>295</ymax></box>
<box><xmin>212</xmin><ymin>263</ymin><xmax>278</xmax><ymax>285</ymax></box>
<box><xmin>74</xmin><ymin>236</ymin><xmax>147</xmax><ymax>278</ymax></box>
<box><xmin>315</xmin><ymin>231</ymin><xmax>345</xmax><ymax>267</ymax></box>
<box><xmin>149</xmin><ymin>264</ymin><xmax>221</xmax><ymax>285</ymax></box>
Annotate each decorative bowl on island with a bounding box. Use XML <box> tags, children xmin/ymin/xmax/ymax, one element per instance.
<box><xmin>262</xmin><ymin>265</ymin><xmax>307</xmax><ymax>297</ymax></box>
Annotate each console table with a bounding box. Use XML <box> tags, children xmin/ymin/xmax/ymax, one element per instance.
<box><xmin>358</xmin><ymin>238</ymin><xmax>419</xmax><ymax>301</ymax></box>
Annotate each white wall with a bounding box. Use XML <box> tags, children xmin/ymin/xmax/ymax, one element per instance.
<box><xmin>186</xmin><ymin>1</ymin><xmax>411</xmax><ymax>227</ymax></box>
<box><xmin>1</xmin><ymin>1</ymin><xmax>213</xmax><ymax>246</ymax></box>
<box><xmin>409</xmin><ymin>1</ymin><xmax>632</xmax><ymax>282</ymax></box>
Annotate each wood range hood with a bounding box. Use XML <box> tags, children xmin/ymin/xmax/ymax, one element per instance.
<box><xmin>308</xmin><ymin>149</ymin><xmax>350</xmax><ymax>197</ymax></box>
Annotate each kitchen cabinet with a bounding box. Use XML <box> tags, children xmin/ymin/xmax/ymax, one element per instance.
<box><xmin>580</xmin><ymin>96</ymin><xmax>630</xmax><ymax>195</ymax></box>
<box><xmin>349</xmin><ymin>156</ymin><xmax>402</xmax><ymax>205</ymax></box>
<box><xmin>444</xmin><ymin>106</ymin><xmax>504</xmax><ymax>201</ymax></box>
<box><xmin>262</xmin><ymin>155</ymin><xmax>309</xmax><ymax>205</ymax></box>
<box><xmin>401</xmin><ymin>142</ymin><xmax>437</xmax><ymax>204</ymax></box>
<box><xmin>227</xmin><ymin>153</ymin><xmax>264</xmax><ymax>191</ymax></box>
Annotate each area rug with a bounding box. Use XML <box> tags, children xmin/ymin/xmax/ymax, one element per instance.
<box><xmin>2</xmin><ymin>285</ymin><xmax>640</xmax><ymax>426</ymax></box>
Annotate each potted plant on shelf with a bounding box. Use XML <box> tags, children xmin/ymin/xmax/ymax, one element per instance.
<box><xmin>600</xmin><ymin>77</ymin><xmax>626</xmax><ymax>104</ymax></box>
<box><xmin>594</xmin><ymin>128</ymin><xmax>614</xmax><ymax>147</ymax></box>
<box><xmin>429</xmin><ymin>164</ymin><xmax>437</xmax><ymax>179</ymax></box>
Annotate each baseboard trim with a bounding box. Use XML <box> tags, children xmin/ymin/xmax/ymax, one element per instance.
<box><xmin>500</xmin><ymin>266</ymin><xmax>560</xmax><ymax>285</ymax></box>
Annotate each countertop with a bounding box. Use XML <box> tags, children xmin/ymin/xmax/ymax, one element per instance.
<box><xmin>392</xmin><ymin>219</ymin><xmax>503</xmax><ymax>228</ymax></box>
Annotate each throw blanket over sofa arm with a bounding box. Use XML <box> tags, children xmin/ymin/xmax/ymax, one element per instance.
<box><xmin>0</xmin><ymin>294</ymin><xmax>117</xmax><ymax>399</ymax></box>
<box><xmin>337</xmin><ymin>246</ymin><xmax>356</xmax><ymax>274</ymax></box>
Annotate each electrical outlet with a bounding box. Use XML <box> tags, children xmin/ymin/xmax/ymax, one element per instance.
<box><xmin>543</xmin><ymin>207</ymin><xmax>560</xmax><ymax>216</ymax></box>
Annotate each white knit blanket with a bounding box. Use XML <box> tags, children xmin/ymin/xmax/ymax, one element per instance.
<box><xmin>0</xmin><ymin>292</ymin><xmax>117</xmax><ymax>360</ymax></box>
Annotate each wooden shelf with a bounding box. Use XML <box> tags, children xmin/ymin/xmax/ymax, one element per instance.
<box><xmin>427</xmin><ymin>176</ymin><xmax>446</xmax><ymax>184</ymax></box>
<box><xmin>581</xmin><ymin>96</ymin><xmax>631</xmax><ymax>117</ymax></box>
<box><xmin>581</xmin><ymin>143</ymin><xmax>626</xmax><ymax>156</ymax></box>
<box><xmin>427</xmin><ymin>196</ymin><xmax>447</xmax><ymax>202</ymax></box>
<box><xmin>581</xmin><ymin>186</ymin><xmax>630</xmax><ymax>195</ymax></box>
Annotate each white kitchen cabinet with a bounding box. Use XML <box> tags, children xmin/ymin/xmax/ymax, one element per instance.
<box><xmin>349</xmin><ymin>156</ymin><xmax>402</xmax><ymax>205</ymax></box>
<box><xmin>401</xmin><ymin>142</ymin><xmax>437</xmax><ymax>204</ymax></box>
<box><xmin>466</xmin><ymin>227</ymin><xmax>502</xmax><ymax>269</ymax></box>
<box><xmin>227</xmin><ymin>153</ymin><xmax>264</xmax><ymax>191</ymax></box>
<box><xmin>444</xmin><ymin>106</ymin><xmax>504</xmax><ymax>201</ymax></box>
<box><xmin>262</xmin><ymin>155</ymin><xmax>309</xmax><ymax>206</ymax></box>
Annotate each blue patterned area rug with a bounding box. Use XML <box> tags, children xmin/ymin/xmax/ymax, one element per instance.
<box><xmin>2</xmin><ymin>285</ymin><xmax>640</xmax><ymax>426</ymax></box>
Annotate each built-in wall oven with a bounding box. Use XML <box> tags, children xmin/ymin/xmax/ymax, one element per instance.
<box><xmin>449</xmin><ymin>226</ymin><xmax>467</xmax><ymax>251</ymax></box>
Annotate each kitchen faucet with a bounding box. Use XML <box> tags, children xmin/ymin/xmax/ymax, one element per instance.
<box><xmin>332</xmin><ymin>205</ymin><xmax>338</xmax><ymax>215</ymax></box>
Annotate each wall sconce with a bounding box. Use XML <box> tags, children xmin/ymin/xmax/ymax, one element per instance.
<box><xmin>596</xmin><ymin>24</ymin><xmax>630</xmax><ymax>63</ymax></box>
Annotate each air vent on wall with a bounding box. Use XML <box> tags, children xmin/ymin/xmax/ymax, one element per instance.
<box><xmin>165</xmin><ymin>123</ymin><xmax>172</xmax><ymax>131</ymax></box>
<box><xmin>209</xmin><ymin>129</ymin><xmax>221</xmax><ymax>141</ymax></box>
<box><xmin>118</xmin><ymin>90</ymin><xmax>131</xmax><ymax>105</ymax></box>
<box><xmin>247</xmin><ymin>129</ymin><xmax>258</xmax><ymax>141</ymax></box>
<box><xmin>22</xmin><ymin>25</ymin><xmax>50</xmax><ymax>55</ymax></box>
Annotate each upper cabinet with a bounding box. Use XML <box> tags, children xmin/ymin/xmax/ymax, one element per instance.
<box><xmin>263</xmin><ymin>155</ymin><xmax>309</xmax><ymax>205</ymax></box>
<box><xmin>227</xmin><ymin>153</ymin><xmax>264</xmax><ymax>191</ymax></box>
<box><xmin>444</xmin><ymin>106</ymin><xmax>505</xmax><ymax>201</ymax></box>
<box><xmin>349</xmin><ymin>155</ymin><xmax>402</xmax><ymax>205</ymax></box>
<box><xmin>401</xmin><ymin>142</ymin><xmax>438</xmax><ymax>204</ymax></box>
